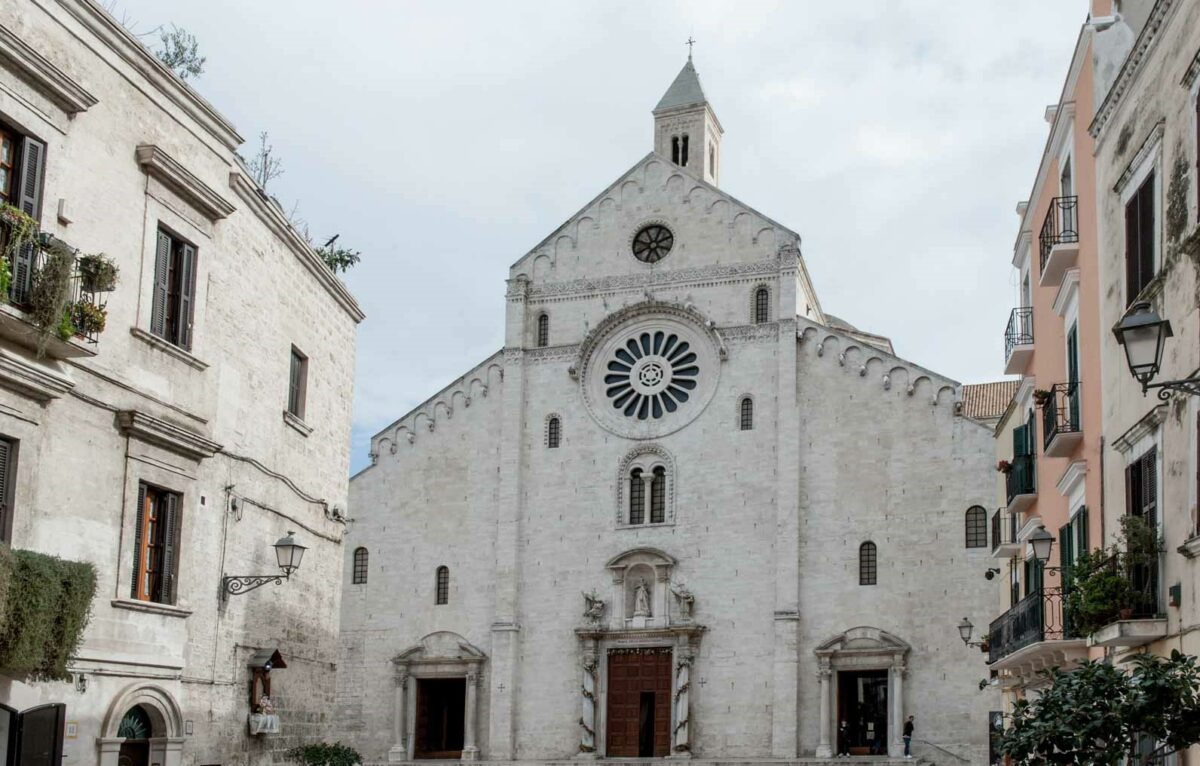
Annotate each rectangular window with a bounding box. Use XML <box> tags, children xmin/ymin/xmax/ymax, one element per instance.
<box><xmin>0</xmin><ymin>120</ymin><xmax>46</xmax><ymax>306</ymax></box>
<box><xmin>1124</xmin><ymin>172</ymin><xmax>1156</xmax><ymax>306</ymax></box>
<box><xmin>0</xmin><ymin>435</ymin><xmax>16</xmax><ymax>544</ymax></box>
<box><xmin>150</xmin><ymin>227</ymin><xmax>198</xmax><ymax>350</ymax></box>
<box><xmin>1125</xmin><ymin>447</ymin><xmax>1159</xmax><ymax>615</ymax></box>
<box><xmin>288</xmin><ymin>346</ymin><xmax>308</xmax><ymax>419</ymax></box>
<box><xmin>131</xmin><ymin>482</ymin><xmax>182</xmax><ymax>604</ymax></box>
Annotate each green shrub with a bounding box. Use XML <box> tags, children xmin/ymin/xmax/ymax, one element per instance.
<box><xmin>286</xmin><ymin>742</ymin><xmax>362</xmax><ymax>766</ymax></box>
<box><xmin>0</xmin><ymin>545</ymin><xmax>12</xmax><ymax>637</ymax></box>
<box><xmin>0</xmin><ymin>548</ymin><xmax>97</xmax><ymax>680</ymax></box>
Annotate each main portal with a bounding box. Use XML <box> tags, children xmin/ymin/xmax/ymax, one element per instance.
<box><xmin>606</xmin><ymin>648</ymin><xmax>672</xmax><ymax>757</ymax></box>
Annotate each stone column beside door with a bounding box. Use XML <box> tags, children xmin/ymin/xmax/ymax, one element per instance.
<box><xmin>889</xmin><ymin>663</ymin><xmax>906</xmax><ymax>758</ymax></box>
<box><xmin>815</xmin><ymin>661</ymin><xmax>833</xmax><ymax>758</ymax></box>
<box><xmin>388</xmin><ymin>671</ymin><xmax>408</xmax><ymax>762</ymax></box>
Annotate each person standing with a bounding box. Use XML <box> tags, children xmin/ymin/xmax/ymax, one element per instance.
<box><xmin>903</xmin><ymin>715</ymin><xmax>915</xmax><ymax>758</ymax></box>
<box><xmin>837</xmin><ymin>720</ymin><xmax>850</xmax><ymax>757</ymax></box>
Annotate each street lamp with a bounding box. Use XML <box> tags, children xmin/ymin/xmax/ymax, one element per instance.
<box><xmin>957</xmin><ymin>617</ymin><xmax>984</xmax><ymax>648</ymax></box>
<box><xmin>1113</xmin><ymin>301</ymin><xmax>1200</xmax><ymax>399</ymax></box>
<box><xmin>222</xmin><ymin>531</ymin><xmax>308</xmax><ymax>599</ymax></box>
<box><xmin>1028</xmin><ymin>527</ymin><xmax>1055</xmax><ymax>567</ymax></box>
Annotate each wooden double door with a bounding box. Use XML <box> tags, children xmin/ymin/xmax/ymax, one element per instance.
<box><xmin>606</xmin><ymin>647</ymin><xmax>672</xmax><ymax>757</ymax></box>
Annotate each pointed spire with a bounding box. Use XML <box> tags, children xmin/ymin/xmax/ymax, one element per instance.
<box><xmin>654</xmin><ymin>55</ymin><xmax>708</xmax><ymax>113</ymax></box>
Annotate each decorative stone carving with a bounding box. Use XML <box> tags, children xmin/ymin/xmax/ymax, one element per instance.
<box><xmin>670</xmin><ymin>582</ymin><xmax>695</xmax><ymax>621</ymax></box>
<box><xmin>673</xmin><ymin>645</ymin><xmax>694</xmax><ymax>754</ymax></box>
<box><xmin>633</xmin><ymin>580</ymin><xmax>652</xmax><ymax>618</ymax></box>
<box><xmin>582</xmin><ymin>590</ymin><xmax>606</xmax><ymax>624</ymax></box>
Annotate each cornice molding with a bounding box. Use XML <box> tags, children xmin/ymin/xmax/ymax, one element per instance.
<box><xmin>1052</xmin><ymin>268</ymin><xmax>1081</xmax><ymax>318</ymax></box>
<box><xmin>135</xmin><ymin>145</ymin><xmax>235</xmax><ymax>221</ymax></box>
<box><xmin>1182</xmin><ymin>46</ymin><xmax>1200</xmax><ymax>88</ymax></box>
<box><xmin>0</xmin><ymin>22</ymin><xmax>97</xmax><ymax>114</ymax></box>
<box><xmin>55</xmin><ymin>0</ymin><xmax>243</xmax><ymax>150</ymax></box>
<box><xmin>1090</xmin><ymin>0</ymin><xmax>1179</xmax><ymax>138</ymax></box>
<box><xmin>228</xmin><ymin>172</ymin><xmax>365</xmax><ymax>323</ymax></box>
<box><xmin>1055</xmin><ymin>459</ymin><xmax>1089</xmax><ymax>498</ymax></box>
<box><xmin>1113</xmin><ymin>121</ymin><xmax>1165</xmax><ymax>195</ymax></box>
<box><xmin>529</xmin><ymin>258</ymin><xmax>782</xmax><ymax>300</ymax></box>
<box><xmin>0</xmin><ymin>347</ymin><xmax>74</xmax><ymax>401</ymax></box>
<box><xmin>117</xmin><ymin>409</ymin><xmax>221</xmax><ymax>461</ymax></box>
<box><xmin>1112</xmin><ymin>404</ymin><xmax>1168</xmax><ymax>454</ymax></box>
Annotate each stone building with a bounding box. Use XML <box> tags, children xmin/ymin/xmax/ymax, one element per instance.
<box><xmin>343</xmin><ymin>56</ymin><xmax>1000</xmax><ymax>764</ymax></box>
<box><xmin>1090</xmin><ymin>0</ymin><xmax>1200</xmax><ymax>752</ymax></box>
<box><xmin>0</xmin><ymin>1</ymin><xmax>363</xmax><ymax>764</ymax></box>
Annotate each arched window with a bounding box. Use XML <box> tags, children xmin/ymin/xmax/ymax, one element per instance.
<box><xmin>547</xmin><ymin>417</ymin><xmax>561</xmax><ymax>448</ymax></box>
<box><xmin>859</xmin><ymin>542</ymin><xmax>877</xmax><ymax>586</ymax></box>
<box><xmin>965</xmin><ymin>506</ymin><xmax>988</xmax><ymax>548</ymax></box>
<box><xmin>739</xmin><ymin>397</ymin><xmax>754</xmax><ymax>431</ymax></box>
<box><xmin>536</xmin><ymin>313</ymin><xmax>549</xmax><ymax>348</ymax></box>
<box><xmin>753</xmin><ymin>287</ymin><xmax>770</xmax><ymax>324</ymax></box>
<box><xmin>680</xmin><ymin>134</ymin><xmax>689</xmax><ymax>167</ymax></box>
<box><xmin>629</xmin><ymin>468</ymin><xmax>645</xmax><ymax>525</ymax></box>
<box><xmin>650</xmin><ymin>467</ymin><xmax>666</xmax><ymax>524</ymax></box>
<box><xmin>435</xmin><ymin>566</ymin><xmax>449</xmax><ymax>605</ymax></box>
<box><xmin>671</xmin><ymin>136</ymin><xmax>680</xmax><ymax>165</ymax></box>
<box><xmin>352</xmin><ymin>547</ymin><xmax>368</xmax><ymax>584</ymax></box>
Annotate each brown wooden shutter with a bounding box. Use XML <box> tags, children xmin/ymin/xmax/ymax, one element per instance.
<box><xmin>1141</xmin><ymin>448</ymin><xmax>1157</xmax><ymax>527</ymax></box>
<box><xmin>1138</xmin><ymin>173</ymin><xmax>1155</xmax><ymax>293</ymax></box>
<box><xmin>0</xmin><ymin>438</ymin><xmax>12</xmax><ymax>543</ymax></box>
<box><xmin>131</xmin><ymin>483</ymin><xmax>147</xmax><ymax>599</ymax></box>
<box><xmin>17</xmin><ymin>136</ymin><xmax>44</xmax><ymax>220</ymax></box>
<box><xmin>151</xmin><ymin>231</ymin><xmax>171</xmax><ymax>337</ymax></box>
<box><xmin>178</xmin><ymin>243</ymin><xmax>197</xmax><ymax>349</ymax></box>
<box><xmin>161</xmin><ymin>492</ymin><xmax>181</xmax><ymax>604</ymax></box>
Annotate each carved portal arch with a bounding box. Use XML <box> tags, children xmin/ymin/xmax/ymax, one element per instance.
<box><xmin>389</xmin><ymin>632</ymin><xmax>488</xmax><ymax>761</ymax></box>
<box><xmin>97</xmin><ymin>683</ymin><xmax>185</xmax><ymax>766</ymax></box>
<box><xmin>813</xmin><ymin>627</ymin><xmax>912</xmax><ymax>758</ymax></box>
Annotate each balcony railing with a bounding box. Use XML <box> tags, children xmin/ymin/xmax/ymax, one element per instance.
<box><xmin>1040</xmin><ymin>382</ymin><xmax>1082</xmax><ymax>453</ymax></box>
<box><xmin>1004</xmin><ymin>307</ymin><xmax>1033</xmax><ymax>358</ymax></box>
<box><xmin>1005</xmin><ymin>454</ymin><xmax>1036</xmax><ymax>506</ymax></box>
<box><xmin>988</xmin><ymin>585</ymin><xmax>1072</xmax><ymax>664</ymax></box>
<box><xmin>1</xmin><ymin>220</ymin><xmax>109</xmax><ymax>346</ymax></box>
<box><xmin>1039</xmin><ymin>195</ymin><xmax>1078</xmax><ymax>272</ymax></box>
<box><xmin>991</xmin><ymin>508</ymin><xmax>1018</xmax><ymax>556</ymax></box>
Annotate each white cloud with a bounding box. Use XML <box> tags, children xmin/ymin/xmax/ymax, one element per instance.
<box><xmin>110</xmin><ymin>0</ymin><xmax>1085</xmax><ymax>472</ymax></box>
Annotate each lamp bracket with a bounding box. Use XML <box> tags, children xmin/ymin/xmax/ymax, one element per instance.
<box><xmin>222</xmin><ymin>573</ymin><xmax>289</xmax><ymax>599</ymax></box>
<box><xmin>1145</xmin><ymin>377</ymin><xmax>1200</xmax><ymax>400</ymax></box>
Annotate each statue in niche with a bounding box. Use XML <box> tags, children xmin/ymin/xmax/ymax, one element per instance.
<box><xmin>670</xmin><ymin>581</ymin><xmax>695</xmax><ymax>621</ymax></box>
<box><xmin>582</xmin><ymin>590</ymin><xmax>606</xmax><ymax>624</ymax></box>
<box><xmin>633</xmin><ymin>579</ymin><xmax>652</xmax><ymax>617</ymax></box>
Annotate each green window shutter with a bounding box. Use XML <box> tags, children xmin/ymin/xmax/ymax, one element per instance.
<box><xmin>1067</xmin><ymin>325</ymin><xmax>1079</xmax><ymax>384</ymax></box>
<box><xmin>17</xmin><ymin>135</ymin><xmax>45</xmax><ymax>220</ymax></box>
<box><xmin>1059</xmin><ymin>523</ymin><xmax>1073</xmax><ymax>570</ymax></box>
<box><xmin>1013</xmin><ymin>424</ymin><xmax>1028</xmax><ymax>457</ymax></box>
<box><xmin>151</xmin><ymin>231</ymin><xmax>171</xmax><ymax>337</ymax></box>
<box><xmin>131</xmin><ymin>483</ymin><xmax>147</xmax><ymax>598</ymax></box>
<box><xmin>161</xmin><ymin>493</ymin><xmax>181</xmax><ymax>604</ymax></box>
<box><xmin>1142</xmin><ymin>448</ymin><xmax>1158</xmax><ymax>527</ymax></box>
<box><xmin>1077</xmin><ymin>506</ymin><xmax>1089</xmax><ymax>556</ymax></box>
<box><xmin>178</xmin><ymin>243</ymin><xmax>197</xmax><ymax>349</ymax></box>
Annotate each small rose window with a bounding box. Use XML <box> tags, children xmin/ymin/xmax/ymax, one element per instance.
<box><xmin>604</xmin><ymin>331</ymin><xmax>699</xmax><ymax>420</ymax></box>
<box><xmin>631</xmin><ymin>225</ymin><xmax>673</xmax><ymax>263</ymax></box>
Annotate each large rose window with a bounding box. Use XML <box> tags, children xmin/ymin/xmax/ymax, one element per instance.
<box><xmin>604</xmin><ymin>332</ymin><xmax>698</xmax><ymax>420</ymax></box>
<box><xmin>580</xmin><ymin>309</ymin><xmax>720</xmax><ymax>439</ymax></box>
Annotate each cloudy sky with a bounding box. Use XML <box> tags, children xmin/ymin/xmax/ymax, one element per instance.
<box><xmin>114</xmin><ymin>1</ymin><xmax>1086</xmax><ymax>472</ymax></box>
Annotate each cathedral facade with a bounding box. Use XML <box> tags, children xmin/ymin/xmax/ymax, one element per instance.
<box><xmin>340</xmin><ymin>58</ymin><xmax>999</xmax><ymax>764</ymax></box>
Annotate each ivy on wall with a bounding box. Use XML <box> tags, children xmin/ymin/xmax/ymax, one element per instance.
<box><xmin>0</xmin><ymin>545</ymin><xmax>97</xmax><ymax>680</ymax></box>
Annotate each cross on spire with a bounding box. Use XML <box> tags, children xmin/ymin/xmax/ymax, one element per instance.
<box><xmin>685</xmin><ymin>36</ymin><xmax>696</xmax><ymax>61</ymax></box>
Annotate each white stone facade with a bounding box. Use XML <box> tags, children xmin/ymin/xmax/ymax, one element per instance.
<box><xmin>342</xmin><ymin>61</ymin><xmax>999</xmax><ymax>764</ymax></box>
<box><xmin>0</xmin><ymin>2</ymin><xmax>362</xmax><ymax>764</ymax></box>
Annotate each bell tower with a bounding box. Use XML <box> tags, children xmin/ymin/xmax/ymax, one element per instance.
<box><xmin>653</xmin><ymin>51</ymin><xmax>723</xmax><ymax>187</ymax></box>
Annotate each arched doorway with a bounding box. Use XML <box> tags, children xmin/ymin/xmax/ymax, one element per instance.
<box><xmin>97</xmin><ymin>684</ymin><xmax>184</xmax><ymax>766</ymax></box>
<box><xmin>813</xmin><ymin>627</ymin><xmax>911</xmax><ymax>758</ymax></box>
<box><xmin>116</xmin><ymin>706</ymin><xmax>153</xmax><ymax>766</ymax></box>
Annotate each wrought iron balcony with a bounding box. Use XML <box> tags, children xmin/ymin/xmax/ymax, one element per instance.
<box><xmin>991</xmin><ymin>508</ymin><xmax>1020</xmax><ymax>558</ymax></box>
<box><xmin>0</xmin><ymin>218</ymin><xmax>111</xmax><ymax>356</ymax></box>
<box><xmin>1004</xmin><ymin>307</ymin><xmax>1034</xmax><ymax>374</ymax></box>
<box><xmin>988</xmin><ymin>585</ymin><xmax>1073</xmax><ymax>664</ymax></box>
<box><xmin>1038</xmin><ymin>196</ymin><xmax>1079</xmax><ymax>286</ymax></box>
<box><xmin>1040</xmin><ymin>382</ymin><xmax>1082</xmax><ymax>457</ymax></box>
<box><xmin>1004</xmin><ymin>454</ymin><xmax>1036</xmax><ymax>513</ymax></box>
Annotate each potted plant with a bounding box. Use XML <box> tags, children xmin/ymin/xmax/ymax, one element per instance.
<box><xmin>1064</xmin><ymin>549</ymin><xmax>1134</xmax><ymax>637</ymax></box>
<box><xmin>76</xmin><ymin>253</ymin><xmax>118</xmax><ymax>292</ymax></box>
<box><xmin>997</xmin><ymin>459</ymin><xmax>1012</xmax><ymax>474</ymax></box>
<box><xmin>70</xmin><ymin>301</ymin><xmax>107</xmax><ymax>336</ymax></box>
<box><xmin>1032</xmin><ymin>389</ymin><xmax>1053</xmax><ymax>406</ymax></box>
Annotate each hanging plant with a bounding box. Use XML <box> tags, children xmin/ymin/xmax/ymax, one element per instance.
<box><xmin>30</xmin><ymin>240</ymin><xmax>76</xmax><ymax>356</ymax></box>
<box><xmin>76</xmin><ymin>253</ymin><xmax>118</xmax><ymax>293</ymax></box>
<box><xmin>70</xmin><ymin>300</ymin><xmax>107</xmax><ymax>336</ymax></box>
<box><xmin>0</xmin><ymin>203</ymin><xmax>39</xmax><ymax>260</ymax></box>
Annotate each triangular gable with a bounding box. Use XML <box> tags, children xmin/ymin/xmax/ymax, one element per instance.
<box><xmin>510</xmin><ymin>151</ymin><xmax>803</xmax><ymax>273</ymax></box>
